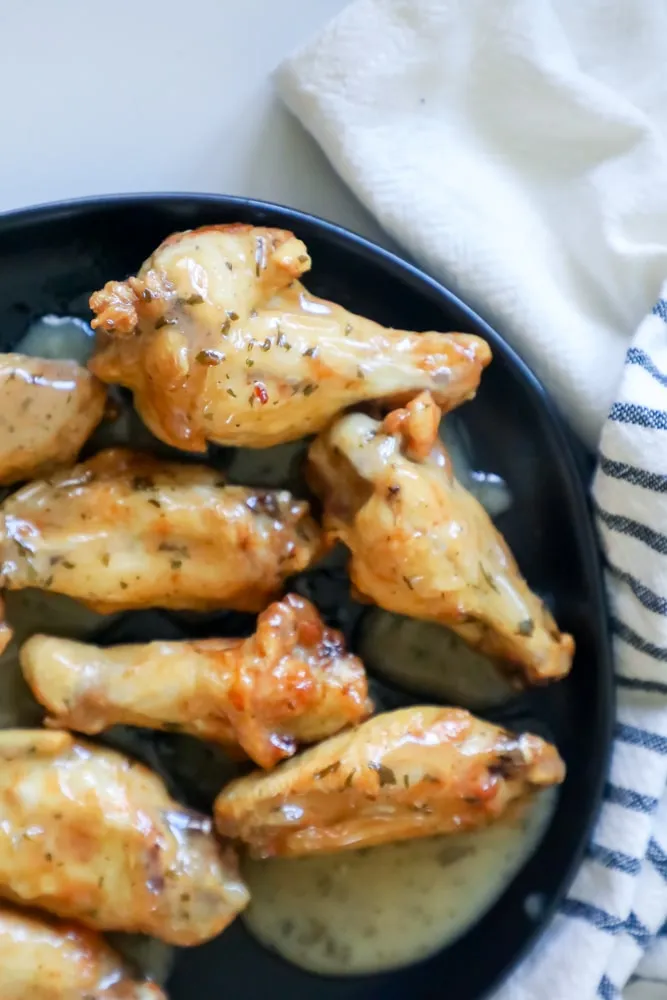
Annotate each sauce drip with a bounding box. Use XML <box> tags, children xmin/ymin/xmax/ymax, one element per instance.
<box><xmin>243</xmin><ymin>789</ymin><xmax>556</xmax><ymax>976</ymax></box>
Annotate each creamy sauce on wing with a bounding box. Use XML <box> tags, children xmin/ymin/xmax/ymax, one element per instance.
<box><xmin>361</xmin><ymin>610</ymin><xmax>515</xmax><ymax>708</ymax></box>
<box><xmin>243</xmin><ymin>789</ymin><xmax>556</xmax><ymax>976</ymax></box>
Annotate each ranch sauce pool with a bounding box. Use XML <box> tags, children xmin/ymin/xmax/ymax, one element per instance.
<box><xmin>360</xmin><ymin>610</ymin><xmax>516</xmax><ymax>709</ymax></box>
<box><xmin>242</xmin><ymin>788</ymin><xmax>556</xmax><ymax>976</ymax></box>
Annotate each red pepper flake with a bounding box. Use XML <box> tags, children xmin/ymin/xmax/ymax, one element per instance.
<box><xmin>253</xmin><ymin>382</ymin><xmax>269</xmax><ymax>405</ymax></box>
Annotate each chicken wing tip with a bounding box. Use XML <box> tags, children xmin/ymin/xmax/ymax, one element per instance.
<box><xmin>381</xmin><ymin>391</ymin><xmax>441</xmax><ymax>461</ymax></box>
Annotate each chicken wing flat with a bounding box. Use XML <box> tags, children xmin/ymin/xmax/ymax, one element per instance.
<box><xmin>0</xmin><ymin>729</ymin><xmax>248</xmax><ymax>944</ymax></box>
<box><xmin>0</xmin><ymin>447</ymin><xmax>320</xmax><ymax>652</ymax></box>
<box><xmin>214</xmin><ymin>706</ymin><xmax>565</xmax><ymax>857</ymax></box>
<box><xmin>307</xmin><ymin>392</ymin><xmax>574</xmax><ymax>684</ymax></box>
<box><xmin>88</xmin><ymin>224</ymin><xmax>491</xmax><ymax>451</ymax></box>
<box><xmin>21</xmin><ymin>593</ymin><xmax>372</xmax><ymax>769</ymax></box>
<box><xmin>0</xmin><ymin>353</ymin><xmax>106</xmax><ymax>486</ymax></box>
<box><xmin>0</xmin><ymin>902</ymin><xmax>164</xmax><ymax>1000</ymax></box>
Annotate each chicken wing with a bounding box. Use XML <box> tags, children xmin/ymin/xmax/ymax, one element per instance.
<box><xmin>214</xmin><ymin>706</ymin><xmax>564</xmax><ymax>857</ymax></box>
<box><xmin>0</xmin><ymin>729</ymin><xmax>248</xmax><ymax>943</ymax></box>
<box><xmin>21</xmin><ymin>593</ymin><xmax>372</xmax><ymax>769</ymax></box>
<box><xmin>307</xmin><ymin>392</ymin><xmax>574</xmax><ymax>684</ymax></box>
<box><xmin>0</xmin><ymin>447</ymin><xmax>320</xmax><ymax>652</ymax></box>
<box><xmin>0</xmin><ymin>353</ymin><xmax>106</xmax><ymax>486</ymax></box>
<box><xmin>0</xmin><ymin>902</ymin><xmax>164</xmax><ymax>999</ymax></box>
<box><xmin>88</xmin><ymin>224</ymin><xmax>491</xmax><ymax>451</ymax></box>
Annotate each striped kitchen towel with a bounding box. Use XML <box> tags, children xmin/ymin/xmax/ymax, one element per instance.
<box><xmin>493</xmin><ymin>297</ymin><xmax>667</xmax><ymax>1000</ymax></box>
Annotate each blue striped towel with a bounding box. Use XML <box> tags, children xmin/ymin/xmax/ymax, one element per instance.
<box><xmin>495</xmin><ymin>297</ymin><xmax>667</xmax><ymax>1000</ymax></box>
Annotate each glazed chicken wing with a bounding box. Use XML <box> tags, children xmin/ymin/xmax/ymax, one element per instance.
<box><xmin>88</xmin><ymin>224</ymin><xmax>491</xmax><ymax>451</ymax></box>
<box><xmin>21</xmin><ymin>594</ymin><xmax>372</xmax><ymax>769</ymax></box>
<box><xmin>307</xmin><ymin>392</ymin><xmax>574</xmax><ymax>684</ymax></box>
<box><xmin>0</xmin><ymin>447</ymin><xmax>320</xmax><ymax>652</ymax></box>
<box><xmin>0</xmin><ymin>729</ymin><xmax>248</xmax><ymax>944</ymax></box>
<box><xmin>0</xmin><ymin>353</ymin><xmax>106</xmax><ymax>486</ymax></box>
<box><xmin>214</xmin><ymin>706</ymin><xmax>565</xmax><ymax>857</ymax></box>
<box><xmin>0</xmin><ymin>902</ymin><xmax>164</xmax><ymax>1000</ymax></box>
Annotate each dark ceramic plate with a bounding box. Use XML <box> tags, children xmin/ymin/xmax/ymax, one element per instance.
<box><xmin>0</xmin><ymin>194</ymin><xmax>613</xmax><ymax>1000</ymax></box>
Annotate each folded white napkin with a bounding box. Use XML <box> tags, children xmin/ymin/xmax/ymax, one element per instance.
<box><xmin>277</xmin><ymin>2</ymin><xmax>667</xmax><ymax>997</ymax></box>
<box><xmin>277</xmin><ymin>0</ymin><xmax>667</xmax><ymax>451</ymax></box>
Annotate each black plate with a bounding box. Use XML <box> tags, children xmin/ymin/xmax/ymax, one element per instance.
<box><xmin>0</xmin><ymin>194</ymin><xmax>613</xmax><ymax>1000</ymax></box>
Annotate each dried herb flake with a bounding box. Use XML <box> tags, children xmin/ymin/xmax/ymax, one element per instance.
<box><xmin>368</xmin><ymin>761</ymin><xmax>397</xmax><ymax>786</ymax></box>
<box><xmin>196</xmin><ymin>349</ymin><xmax>224</xmax><ymax>366</ymax></box>
<box><xmin>479</xmin><ymin>563</ymin><xmax>499</xmax><ymax>593</ymax></box>
<box><xmin>132</xmin><ymin>476</ymin><xmax>154</xmax><ymax>491</ymax></box>
<box><xmin>314</xmin><ymin>761</ymin><xmax>341</xmax><ymax>780</ymax></box>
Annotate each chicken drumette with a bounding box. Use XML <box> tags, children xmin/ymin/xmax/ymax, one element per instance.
<box><xmin>0</xmin><ymin>729</ymin><xmax>248</xmax><ymax>944</ymax></box>
<box><xmin>214</xmin><ymin>706</ymin><xmax>565</xmax><ymax>857</ymax></box>
<box><xmin>88</xmin><ymin>224</ymin><xmax>491</xmax><ymax>451</ymax></box>
<box><xmin>0</xmin><ymin>353</ymin><xmax>106</xmax><ymax>486</ymax></box>
<box><xmin>0</xmin><ymin>902</ymin><xmax>165</xmax><ymax>999</ymax></box>
<box><xmin>307</xmin><ymin>392</ymin><xmax>574</xmax><ymax>684</ymax></box>
<box><xmin>0</xmin><ymin>447</ymin><xmax>320</xmax><ymax>653</ymax></box>
<box><xmin>21</xmin><ymin>593</ymin><xmax>372</xmax><ymax>769</ymax></box>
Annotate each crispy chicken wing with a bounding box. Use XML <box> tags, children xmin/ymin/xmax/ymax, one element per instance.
<box><xmin>0</xmin><ymin>353</ymin><xmax>106</xmax><ymax>486</ymax></box>
<box><xmin>88</xmin><ymin>224</ymin><xmax>491</xmax><ymax>451</ymax></box>
<box><xmin>307</xmin><ymin>392</ymin><xmax>574</xmax><ymax>684</ymax></box>
<box><xmin>214</xmin><ymin>706</ymin><xmax>564</xmax><ymax>857</ymax></box>
<box><xmin>0</xmin><ymin>447</ymin><xmax>320</xmax><ymax>652</ymax></box>
<box><xmin>21</xmin><ymin>594</ymin><xmax>372</xmax><ymax>769</ymax></box>
<box><xmin>0</xmin><ymin>729</ymin><xmax>248</xmax><ymax>943</ymax></box>
<box><xmin>0</xmin><ymin>902</ymin><xmax>164</xmax><ymax>999</ymax></box>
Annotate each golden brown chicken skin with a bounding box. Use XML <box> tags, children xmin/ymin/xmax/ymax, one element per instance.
<box><xmin>307</xmin><ymin>392</ymin><xmax>574</xmax><ymax>684</ymax></box>
<box><xmin>0</xmin><ymin>729</ymin><xmax>248</xmax><ymax>944</ymax></box>
<box><xmin>0</xmin><ymin>447</ymin><xmax>320</xmax><ymax>652</ymax></box>
<box><xmin>214</xmin><ymin>706</ymin><xmax>565</xmax><ymax>857</ymax></box>
<box><xmin>21</xmin><ymin>594</ymin><xmax>372</xmax><ymax>769</ymax></box>
<box><xmin>0</xmin><ymin>902</ymin><xmax>165</xmax><ymax>999</ymax></box>
<box><xmin>0</xmin><ymin>353</ymin><xmax>106</xmax><ymax>486</ymax></box>
<box><xmin>88</xmin><ymin>224</ymin><xmax>491</xmax><ymax>451</ymax></box>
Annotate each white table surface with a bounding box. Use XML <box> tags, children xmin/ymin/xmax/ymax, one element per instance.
<box><xmin>0</xmin><ymin>0</ymin><xmax>388</xmax><ymax>247</ymax></box>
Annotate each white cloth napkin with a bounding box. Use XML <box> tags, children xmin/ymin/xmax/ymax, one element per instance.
<box><xmin>277</xmin><ymin>2</ymin><xmax>667</xmax><ymax>997</ymax></box>
<box><xmin>277</xmin><ymin>0</ymin><xmax>667</xmax><ymax>451</ymax></box>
